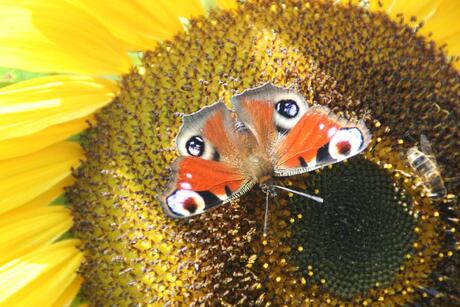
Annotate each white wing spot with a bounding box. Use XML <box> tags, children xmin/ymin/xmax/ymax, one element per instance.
<box><xmin>328</xmin><ymin>127</ymin><xmax>338</xmax><ymax>137</ymax></box>
<box><xmin>180</xmin><ymin>182</ymin><xmax>192</xmax><ymax>189</ymax></box>
<box><xmin>186</xmin><ymin>173</ymin><xmax>192</xmax><ymax>178</ymax></box>
<box><xmin>319</xmin><ymin>123</ymin><xmax>325</xmax><ymax>130</ymax></box>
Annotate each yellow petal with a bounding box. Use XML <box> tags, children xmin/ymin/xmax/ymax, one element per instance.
<box><xmin>0</xmin><ymin>0</ymin><xmax>130</xmax><ymax>75</ymax></box>
<box><xmin>0</xmin><ymin>116</ymin><xmax>91</xmax><ymax>160</ymax></box>
<box><xmin>418</xmin><ymin>0</ymin><xmax>460</xmax><ymax>56</ymax></box>
<box><xmin>386</xmin><ymin>0</ymin><xmax>444</xmax><ymax>21</ymax></box>
<box><xmin>363</xmin><ymin>0</ymin><xmax>440</xmax><ymax>17</ymax></box>
<box><xmin>360</xmin><ymin>0</ymin><xmax>394</xmax><ymax>12</ymax></box>
<box><xmin>51</xmin><ymin>276</ymin><xmax>84</xmax><ymax>307</ymax></box>
<box><xmin>447</xmin><ymin>39</ymin><xmax>460</xmax><ymax>55</ymax></box>
<box><xmin>0</xmin><ymin>206</ymin><xmax>73</xmax><ymax>266</ymax></box>
<box><xmin>15</xmin><ymin>176</ymin><xmax>75</xmax><ymax>212</ymax></box>
<box><xmin>0</xmin><ymin>240</ymin><xmax>83</xmax><ymax>306</ymax></box>
<box><xmin>140</xmin><ymin>0</ymin><xmax>205</xmax><ymax>30</ymax></box>
<box><xmin>72</xmin><ymin>0</ymin><xmax>205</xmax><ymax>50</ymax></box>
<box><xmin>217</xmin><ymin>0</ymin><xmax>238</xmax><ymax>10</ymax></box>
<box><xmin>0</xmin><ymin>142</ymin><xmax>82</xmax><ymax>215</ymax></box>
<box><xmin>73</xmin><ymin>0</ymin><xmax>182</xmax><ymax>50</ymax></box>
<box><xmin>0</xmin><ymin>75</ymin><xmax>118</xmax><ymax>141</ymax></box>
<box><xmin>154</xmin><ymin>0</ymin><xmax>205</xmax><ymax>20</ymax></box>
<box><xmin>354</xmin><ymin>0</ymin><xmax>459</xmax><ymax>68</ymax></box>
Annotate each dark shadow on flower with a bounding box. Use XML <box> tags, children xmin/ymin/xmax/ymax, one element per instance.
<box><xmin>287</xmin><ymin>157</ymin><xmax>415</xmax><ymax>299</ymax></box>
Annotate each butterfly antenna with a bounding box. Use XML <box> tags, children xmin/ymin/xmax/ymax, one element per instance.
<box><xmin>263</xmin><ymin>191</ymin><xmax>270</xmax><ymax>237</ymax></box>
<box><xmin>271</xmin><ymin>185</ymin><xmax>324</xmax><ymax>203</ymax></box>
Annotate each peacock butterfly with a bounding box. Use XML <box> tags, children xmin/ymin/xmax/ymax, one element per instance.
<box><xmin>161</xmin><ymin>83</ymin><xmax>371</xmax><ymax>218</ymax></box>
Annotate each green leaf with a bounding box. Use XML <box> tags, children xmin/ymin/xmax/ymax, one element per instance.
<box><xmin>128</xmin><ymin>52</ymin><xmax>143</xmax><ymax>66</ymax></box>
<box><xmin>0</xmin><ymin>67</ymin><xmax>49</xmax><ymax>86</ymax></box>
<box><xmin>201</xmin><ymin>0</ymin><xmax>217</xmax><ymax>12</ymax></box>
<box><xmin>70</xmin><ymin>294</ymin><xmax>88</xmax><ymax>307</ymax></box>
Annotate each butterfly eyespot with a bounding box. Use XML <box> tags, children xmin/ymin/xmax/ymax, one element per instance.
<box><xmin>275</xmin><ymin>99</ymin><xmax>299</xmax><ymax>118</ymax></box>
<box><xmin>166</xmin><ymin>189</ymin><xmax>205</xmax><ymax>217</ymax></box>
<box><xmin>186</xmin><ymin>136</ymin><xmax>205</xmax><ymax>157</ymax></box>
<box><xmin>336</xmin><ymin>141</ymin><xmax>352</xmax><ymax>155</ymax></box>
<box><xmin>183</xmin><ymin>198</ymin><xmax>198</xmax><ymax>214</ymax></box>
<box><xmin>329</xmin><ymin>127</ymin><xmax>364</xmax><ymax>160</ymax></box>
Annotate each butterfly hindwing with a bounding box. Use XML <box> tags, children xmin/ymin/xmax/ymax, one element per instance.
<box><xmin>162</xmin><ymin>157</ymin><xmax>253</xmax><ymax>218</ymax></box>
<box><xmin>273</xmin><ymin>106</ymin><xmax>371</xmax><ymax>176</ymax></box>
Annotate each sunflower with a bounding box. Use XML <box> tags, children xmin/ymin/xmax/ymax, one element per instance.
<box><xmin>1</xmin><ymin>0</ymin><xmax>459</xmax><ymax>305</ymax></box>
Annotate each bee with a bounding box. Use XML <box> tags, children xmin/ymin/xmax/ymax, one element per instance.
<box><xmin>407</xmin><ymin>134</ymin><xmax>446</xmax><ymax>199</ymax></box>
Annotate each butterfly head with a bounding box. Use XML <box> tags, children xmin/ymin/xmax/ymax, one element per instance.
<box><xmin>260</xmin><ymin>183</ymin><xmax>277</xmax><ymax>197</ymax></box>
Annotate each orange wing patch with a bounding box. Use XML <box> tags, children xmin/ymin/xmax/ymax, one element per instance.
<box><xmin>202</xmin><ymin>110</ymin><xmax>238</xmax><ymax>160</ymax></box>
<box><xmin>162</xmin><ymin>157</ymin><xmax>249</xmax><ymax>218</ymax></box>
<box><xmin>241</xmin><ymin>99</ymin><xmax>276</xmax><ymax>150</ymax></box>
<box><xmin>175</xmin><ymin>157</ymin><xmax>244</xmax><ymax>195</ymax></box>
<box><xmin>276</xmin><ymin>111</ymin><xmax>340</xmax><ymax>168</ymax></box>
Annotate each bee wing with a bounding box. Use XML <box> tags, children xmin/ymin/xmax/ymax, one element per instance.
<box><xmin>420</xmin><ymin>134</ymin><xmax>435</xmax><ymax>157</ymax></box>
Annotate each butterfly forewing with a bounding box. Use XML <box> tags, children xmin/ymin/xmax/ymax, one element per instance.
<box><xmin>273</xmin><ymin>107</ymin><xmax>371</xmax><ymax>176</ymax></box>
<box><xmin>231</xmin><ymin>83</ymin><xmax>308</xmax><ymax>151</ymax></box>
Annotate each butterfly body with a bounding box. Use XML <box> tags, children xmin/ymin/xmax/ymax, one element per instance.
<box><xmin>161</xmin><ymin>83</ymin><xmax>371</xmax><ymax>218</ymax></box>
<box><xmin>244</xmin><ymin>154</ymin><xmax>274</xmax><ymax>184</ymax></box>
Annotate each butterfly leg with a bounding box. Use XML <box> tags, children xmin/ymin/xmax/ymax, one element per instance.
<box><xmin>271</xmin><ymin>185</ymin><xmax>324</xmax><ymax>203</ymax></box>
<box><xmin>260</xmin><ymin>183</ymin><xmax>277</xmax><ymax>237</ymax></box>
<box><xmin>263</xmin><ymin>191</ymin><xmax>270</xmax><ymax>237</ymax></box>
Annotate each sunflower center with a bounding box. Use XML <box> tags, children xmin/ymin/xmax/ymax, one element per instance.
<box><xmin>69</xmin><ymin>0</ymin><xmax>459</xmax><ymax>305</ymax></box>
